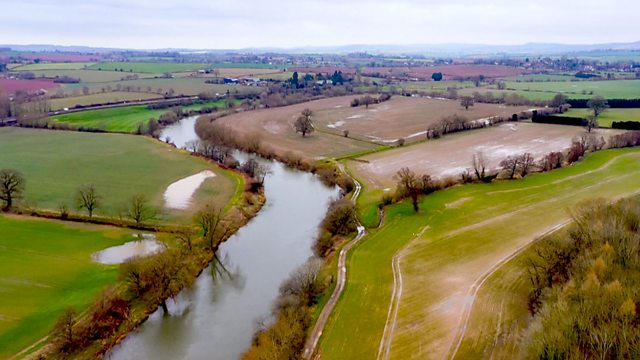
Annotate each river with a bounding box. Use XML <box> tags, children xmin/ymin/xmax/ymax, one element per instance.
<box><xmin>107</xmin><ymin>117</ymin><xmax>339</xmax><ymax>359</ymax></box>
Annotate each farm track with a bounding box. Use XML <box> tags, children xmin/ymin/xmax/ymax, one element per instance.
<box><xmin>373</xmin><ymin>152</ymin><xmax>640</xmax><ymax>359</ymax></box>
<box><xmin>302</xmin><ymin>179</ymin><xmax>365</xmax><ymax>359</ymax></box>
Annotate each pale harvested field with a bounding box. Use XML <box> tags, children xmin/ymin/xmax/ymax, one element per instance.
<box><xmin>313</xmin><ymin>96</ymin><xmax>530</xmax><ymax>143</ymax></box>
<box><xmin>217</xmin><ymin>95</ymin><xmax>378</xmax><ymax>158</ymax></box>
<box><xmin>349</xmin><ymin>122</ymin><xmax>620</xmax><ymax>186</ymax></box>
<box><xmin>175</xmin><ymin>68</ymin><xmax>283</xmax><ymax>78</ymax></box>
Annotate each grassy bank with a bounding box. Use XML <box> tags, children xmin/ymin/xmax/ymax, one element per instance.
<box><xmin>318</xmin><ymin>148</ymin><xmax>640</xmax><ymax>359</ymax></box>
<box><xmin>0</xmin><ymin>215</ymin><xmax>143</xmax><ymax>358</ymax></box>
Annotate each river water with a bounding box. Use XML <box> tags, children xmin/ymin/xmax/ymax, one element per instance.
<box><xmin>107</xmin><ymin>118</ymin><xmax>339</xmax><ymax>360</ymax></box>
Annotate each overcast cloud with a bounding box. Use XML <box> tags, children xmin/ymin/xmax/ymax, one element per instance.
<box><xmin>1</xmin><ymin>0</ymin><xmax>638</xmax><ymax>49</ymax></box>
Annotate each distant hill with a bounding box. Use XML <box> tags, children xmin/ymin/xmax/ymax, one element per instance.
<box><xmin>2</xmin><ymin>41</ymin><xmax>640</xmax><ymax>56</ymax></box>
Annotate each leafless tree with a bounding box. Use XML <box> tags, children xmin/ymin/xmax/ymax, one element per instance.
<box><xmin>461</xmin><ymin>96</ymin><xmax>474</xmax><ymax>110</ymax></box>
<box><xmin>586</xmin><ymin>115</ymin><xmax>598</xmax><ymax>133</ymax></box>
<box><xmin>53</xmin><ymin>308</ymin><xmax>77</xmax><ymax>353</ymax></box>
<box><xmin>500</xmin><ymin>156</ymin><xmax>520</xmax><ymax>179</ymax></box>
<box><xmin>519</xmin><ymin>153</ymin><xmax>535</xmax><ymax>177</ymax></box>
<box><xmin>587</xmin><ymin>95</ymin><xmax>608</xmax><ymax>117</ymax></box>
<box><xmin>0</xmin><ymin>169</ymin><xmax>25</xmax><ymax>210</ymax></box>
<box><xmin>472</xmin><ymin>152</ymin><xmax>487</xmax><ymax>181</ymax></box>
<box><xmin>294</xmin><ymin>115</ymin><xmax>314</xmax><ymax>137</ymax></box>
<box><xmin>395</xmin><ymin>167</ymin><xmax>420</xmax><ymax>212</ymax></box>
<box><xmin>175</xmin><ymin>227</ymin><xmax>196</xmax><ymax>252</ymax></box>
<box><xmin>76</xmin><ymin>184</ymin><xmax>100</xmax><ymax>218</ymax></box>
<box><xmin>127</xmin><ymin>194</ymin><xmax>155</xmax><ymax>225</ymax></box>
<box><xmin>195</xmin><ymin>204</ymin><xmax>234</xmax><ymax>252</ymax></box>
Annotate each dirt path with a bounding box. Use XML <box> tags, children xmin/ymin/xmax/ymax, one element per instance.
<box><xmin>377</xmin><ymin>226</ymin><xmax>429</xmax><ymax>360</ymax></box>
<box><xmin>445</xmin><ymin>220</ymin><xmax>571</xmax><ymax>360</ymax></box>
<box><xmin>446</xmin><ymin>186</ymin><xmax>640</xmax><ymax>360</ymax></box>
<box><xmin>302</xmin><ymin>179</ymin><xmax>366</xmax><ymax>359</ymax></box>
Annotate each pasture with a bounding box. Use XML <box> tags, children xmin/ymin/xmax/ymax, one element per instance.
<box><xmin>0</xmin><ymin>215</ymin><xmax>140</xmax><ymax>358</ymax></box>
<box><xmin>502</xmin><ymin>79</ymin><xmax>640</xmax><ymax>99</ymax></box>
<box><xmin>88</xmin><ymin>62</ymin><xmax>208</xmax><ymax>73</ymax></box>
<box><xmin>361</xmin><ymin>64</ymin><xmax>527</xmax><ymax>80</ymax></box>
<box><xmin>74</xmin><ymin>77</ymin><xmax>261</xmax><ymax>96</ymax></box>
<box><xmin>0</xmin><ymin>127</ymin><xmax>242</xmax><ymax>221</ymax></box>
<box><xmin>11</xmin><ymin>62</ymin><xmax>95</xmax><ymax>70</ymax></box>
<box><xmin>557</xmin><ymin>107</ymin><xmax>640</xmax><ymax>127</ymax></box>
<box><xmin>49</xmin><ymin>91</ymin><xmax>161</xmax><ymax>110</ymax></box>
<box><xmin>217</xmin><ymin>95</ymin><xmax>380</xmax><ymax>158</ymax></box>
<box><xmin>319</xmin><ymin>148</ymin><xmax>640</xmax><ymax>359</ymax></box>
<box><xmin>349</xmin><ymin>122</ymin><xmax>608</xmax><ymax>187</ymax></box>
<box><xmin>50</xmin><ymin>99</ymin><xmax>233</xmax><ymax>131</ymax></box>
<box><xmin>27</xmin><ymin>69</ymin><xmax>155</xmax><ymax>83</ymax></box>
<box><xmin>312</xmin><ymin>96</ymin><xmax>530</xmax><ymax>143</ymax></box>
<box><xmin>49</xmin><ymin>105</ymin><xmax>168</xmax><ymax>132</ymax></box>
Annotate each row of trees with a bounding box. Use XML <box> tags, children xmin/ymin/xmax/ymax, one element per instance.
<box><xmin>0</xmin><ymin>169</ymin><xmax>157</xmax><ymax>225</ymax></box>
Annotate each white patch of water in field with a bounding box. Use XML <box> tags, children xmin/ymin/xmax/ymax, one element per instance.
<box><xmin>164</xmin><ymin>170</ymin><xmax>216</xmax><ymax>209</ymax></box>
<box><xmin>92</xmin><ymin>234</ymin><xmax>164</xmax><ymax>264</ymax></box>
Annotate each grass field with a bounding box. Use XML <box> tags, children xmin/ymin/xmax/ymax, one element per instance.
<box><xmin>61</xmin><ymin>77</ymin><xmax>261</xmax><ymax>97</ymax></box>
<box><xmin>50</xmin><ymin>105</ymin><xmax>169</xmax><ymax>132</ymax></box>
<box><xmin>11</xmin><ymin>62</ymin><xmax>96</xmax><ymax>71</ymax></box>
<box><xmin>0</xmin><ymin>128</ymin><xmax>242</xmax><ymax>221</ymax></box>
<box><xmin>50</xmin><ymin>91</ymin><xmax>161</xmax><ymax>110</ymax></box>
<box><xmin>556</xmin><ymin>108</ymin><xmax>640</xmax><ymax>127</ymax></box>
<box><xmin>0</xmin><ymin>215</ymin><xmax>141</xmax><ymax>358</ymax></box>
<box><xmin>312</xmin><ymin>96</ymin><xmax>530</xmax><ymax>143</ymax></box>
<box><xmin>348</xmin><ymin>122</ymin><xmax>607</xmax><ymax>187</ymax></box>
<box><xmin>88</xmin><ymin>62</ymin><xmax>208</xmax><ymax>73</ymax></box>
<box><xmin>502</xmin><ymin>79</ymin><xmax>640</xmax><ymax>99</ymax></box>
<box><xmin>318</xmin><ymin>148</ymin><xmax>640</xmax><ymax>359</ymax></box>
<box><xmin>50</xmin><ymin>99</ymin><xmax>232</xmax><ymax>131</ymax></box>
<box><xmin>28</xmin><ymin>69</ymin><xmax>155</xmax><ymax>83</ymax></box>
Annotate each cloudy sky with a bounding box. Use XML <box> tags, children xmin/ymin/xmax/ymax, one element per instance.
<box><xmin>1</xmin><ymin>0</ymin><xmax>638</xmax><ymax>49</ymax></box>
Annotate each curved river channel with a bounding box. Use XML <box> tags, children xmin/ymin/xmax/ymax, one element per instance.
<box><xmin>107</xmin><ymin>117</ymin><xmax>339</xmax><ymax>359</ymax></box>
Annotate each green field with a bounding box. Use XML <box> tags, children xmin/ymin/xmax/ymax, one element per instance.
<box><xmin>50</xmin><ymin>105</ymin><xmax>168</xmax><ymax>132</ymax></box>
<box><xmin>60</xmin><ymin>77</ymin><xmax>260</xmax><ymax>97</ymax></box>
<box><xmin>503</xmin><ymin>79</ymin><xmax>640</xmax><ymax>99</ymax></box>
<box><xmin>27</xmin><ymin>69</ymin><xmax>155</xmax><ymax>83</ymax></box>
<box><xmin>50</xmin><ymin>91</ymin><xmax>161</xmax><ymax>110</ymax></box>
<box><xmin>12</xmin><ymin>62</ymin><xmax>96</xmax><ymax>71</ymax></box>
<box><xmin>556</xmin><ymin>108</ymin><xmax>640</xmax><ymax>127</ymax></box>
<box><xmin>319</xmin><ymin>148</ymin><xmax>640</xmax><ymax>359</ymax></box>
<box><xmin>0</xmin><ymin>215</ymin><xmax>141</xmax><ymax>358</ymax></box>
<box><xmin>88</xmin><ymin>62</ymin><xmax>208</xmax><ymax>73</ymax></box>
<box><xmin>50</xmin><ymin>100</ymin><xmax>232</xmax><ymax>131</ymax></box>
<box><xmin>0</xmin><ymin>127</ymin><xmax>242</xmax><ymax>221</ymax></box>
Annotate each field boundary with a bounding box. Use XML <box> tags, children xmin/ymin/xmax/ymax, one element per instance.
<box><xmin>302</xmin><ymin>179</ymin><xmax>365</xmax><ymax>359</ymax></box>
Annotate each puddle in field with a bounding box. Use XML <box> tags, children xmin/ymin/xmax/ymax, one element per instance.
<box><xmin>92</xmin><ymin>234</ymin><xmax>164</xmax><ymax>265</ymax></box>
<box><xmin>164</xmin><ymin>170</ymin><xmax>216</xmax><ymax>209</ymax></box>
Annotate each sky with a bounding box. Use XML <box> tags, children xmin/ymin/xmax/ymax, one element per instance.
<box><xmin>1</xmin><ymin>0</ymin><xmax>639</xmax><ymax>50</ymax></box>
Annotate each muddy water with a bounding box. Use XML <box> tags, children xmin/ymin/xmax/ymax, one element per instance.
<box><xmin>108</xmin><ymin>119</ymin><xmax>339</xmax><ymax>360</ymax></box>
<box><xmin>92</xmin><ymin>234</ymin><xmax>164</xmax><ymax>265</ymax></box>
<box><xmin>164</xmin><ymin>170</ymin><xmax>216</xmax><ymax>209</ymax></box>
<box><xmin>159</xmin><ymin>115</ymin><xmax>199</xmax><ymax>149</ymax></box>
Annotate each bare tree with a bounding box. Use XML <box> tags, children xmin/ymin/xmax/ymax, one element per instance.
<box><xmin>294</xmin><ymin>115</ymin><xmax>314</xmax><ymax>137</ymax></box>
<box><xmin>586</xmin><ymin>115</ymin><xmax>598</xmax><ymax>133</ymax></box>
<box><xmin>0</xmin><ymin>169</ymin><xmax>25</xmax><ymax>210</ymax></box>
<box><xmin>395</xmin><ymin>167</ymin><xmax>420</xmax><ymax>212</ymax></box>
<box><xmin>294</xmin><ymin>109</ymin><xmax>314</xmax><ymax>137</ymax></box>
<box><xmin>472</xmin><ymin>152</ymin><xmax>487</xmax><ymax>181</ymax></box>
<box><xmin>550</xmin><ymin>93</ymin><xmax>568</xmax><ymax>112</ymax></box>
<box><xmin>460</xmin><ymin>96</ymin><xmax>474</xmax><ymax>110</ymax></box>
<box><xmin>519</xmin><ymin>153</ymin><xmax>535</xmax><ymax>177</ymax></box>
<box><xmin>587</xmin><ymin>96</ymin><xmax>608</xmax><ymax>117</ymax></box>
<box><xmin>127</xmin><ymin>193</ymin><xmax>155</xmax><ymax>225</ymax></box>
<box><xmin>500</xmin><ymin>156</ymin><xmax>520</xmax><ymax>179</ymax></box>
<box><xmin>76</xmin><ymin>184</ymin><xmax>100</xmax><ymax>218</ymax></box>
<box><xmin>195</xmin><ymin>204</ymin><xmax>234</xmax><ymax>252</ymax></box>
<box><xmin>175</xmin><ymin>227</ymin><xmax>196</xmax><ymax>252</ymax></box>
<box><xmin>53</xmin><ymin>308</ymin><xmax>77</xmax><ymax>353</ymax></box>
